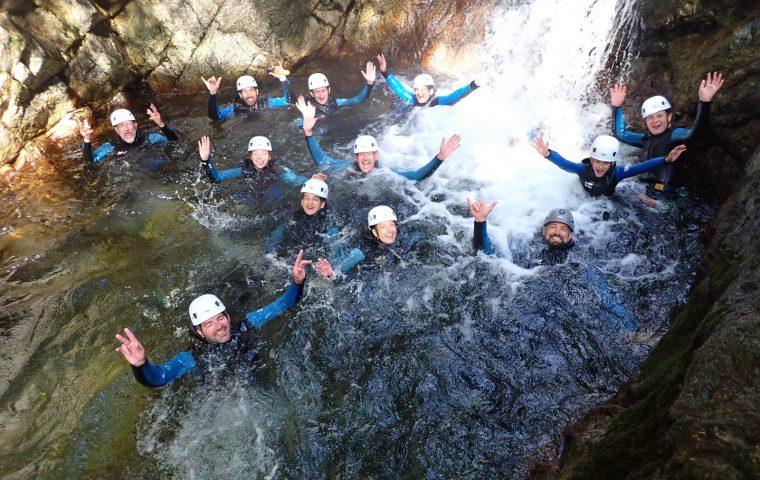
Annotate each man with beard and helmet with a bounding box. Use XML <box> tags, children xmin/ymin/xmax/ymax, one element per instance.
<box><xmin>78</xmin><ymin>104</ymin><xmax>178</xmax><ymax>164</ymax></box>
<box><xmin>468</xmin><ymin>199</ymin><xmax>576</xmax><ymax>267</ymax></box>
<box><xmin>202</xmin><ymin>67</ymin><xmax>292</xmax><ymax>121</ymax></box>
<box><xmin>115</xmin><ymin>250</ymin><xmax>311</xmax><ymax>387</ymax></box>
<box><xmin>376</xmin><ymin>53</ymin><xmax>480</xmax><ymax>108</ymax></box>
<box><xmin>296</xmin><ymin>97</ymin><xmax>461</xmax><ymax>181</ymax></box>
<box><xmin>609</xmin><ymin>72</ymin><xmax>724</xmax><ymax>203</ymax></box>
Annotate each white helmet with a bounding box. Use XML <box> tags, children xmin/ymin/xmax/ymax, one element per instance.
<box><xmin>413</xmin><ymin>74</ymin><xmax>435</xmax><ymax>89</ymax></box>
<box><xmin>590</xmin><ymin>135</ymin><xmax>619</xmax><ymax>163</ymax></box>
<box><xmin>188</xmin><ymin>294</ymin><xmax>226</xmax><ymax>326</ymax></box>
<box><xmin>354</xmin><ymin>135</ymin><xmax>379</xmax><ymax>154</ymax></box>
<box><xmin>308</xmin><ymin>73</ymin><xmax>330</xmax><ymax>90</ymax></box>
<box><xmin>301</xmin><ymin>178</ymin><xmax>329</xmax><ymax>199</ymax></box>
<box><xmin>236</xmin><ymin>75</ymin><xmax>258</xmax><ymax>91</ymax></box>
<box><xmin>248</xmin><ymin>136</ymin><xmax>272</xmax><ymax>152</ymax></box>
<box><xmin>641</xmin><ymin>95</ymin><xmax>671</xmax><ymax>118</ymax></box>
<box><xmin>110</xmin><ymin>109</ymin><xmax>135</xmax><ymax>126</ymax></box>
<box><xmin>368</xmin><ymin>205</ymin><xmax>397</xmax><ymax>227</ymax></box>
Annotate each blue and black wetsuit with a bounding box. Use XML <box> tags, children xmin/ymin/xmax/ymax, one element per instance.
<box><xmin>131</xmin><ymin>281</ymin><xmax>304</xmax><ymax>387</ymax></box>
<box><xmin>304</xmin><ymin>134</ymin><xmax>444</xmax><ymax>182</ymax></box>
<box><xmin>82</xmin><ymin>125</ymin><xmax>178</xmax><ymax>164</ymax></box>
<box><xmin>265</xmin><ymin>208</ymin><xmax>365</xmax><ymax>275</ymax></box>
<box><xmin>543</xmin><ymin>150</ymin><xmax>668</xmax><ymax>197</ymax></box>
<box><xmin>380</xmin><ymin>69</ymin><xmax>478</xmax><ymax>108</ymax></box>
<box><xmin>473</xmin><ymin>221</ymin><xmax>573</xmax><ymax>267</ymax></box>
<box><xmin>202</xmin><ymin>154</ymin><xmax>308</xmax><ymax>187</ymax></box>
<box><xmin>208</xmin><ymin>79</ymin><xmax>292</xmax><ymax>121</ymax></box>
<box><xmin>612</xmin><ymin>101</ymin><xmax>711</xmax><ymax>190</ymax></box>
<box><xmin>305</xmin><ymin>83</ymin><xmax>373</xmax><ymax>118</ymax></box>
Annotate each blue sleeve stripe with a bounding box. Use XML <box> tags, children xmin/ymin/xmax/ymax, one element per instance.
<box><xmin>385</xmin><ymin>74</ymin><xmax>414</xmax><ymax>105</ymax></box>
<box><xmin>245</xmin><ymin>281</ymin><xmax>301</xmax><ymax>329</ymax></box>
<box><xmin>545</xmin><ymin>151</ymin><xmax>584</xmax><ymax>175</ymax></box>
<box><xmin>137</xmin><ymin>351</ymin><xmax>196</xmax><ymax>387</ymax></box>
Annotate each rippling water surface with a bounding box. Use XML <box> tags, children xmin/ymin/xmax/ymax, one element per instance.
<box><xmin>0</xmin><ymin>0</ymin><xmax>715</xmax><ymax>478</ymax></box>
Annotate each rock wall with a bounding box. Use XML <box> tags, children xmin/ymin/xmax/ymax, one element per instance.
<box><xmin>537</xmin><ymin>0</ymin><xmax>760</xmax><ymax>478</ymax></box>
<box><xmin>0</xmin><ymin>0</ymin><xmax>491</xmax><ymax>171</ymax></box>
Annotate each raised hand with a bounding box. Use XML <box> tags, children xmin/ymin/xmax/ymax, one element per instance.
<box><xmin>296</xmin><ymin>96</ymin><xmax>317</xmax><ymax>135</ymax></box>
<box><xmin>78</xmin><ymin>119</ymin><xmax>93</xmax><ymax>143</ymax></box>
<box><xmin>376</xmin><ymin>53</ymin><xmax>387</xmax><ymax>73</ymax></box>
<box><xmin>361</xmin><ymin>61</ymin><xmax>377</xmax><ymax>85</ymax></box>
<box><xmin>665</xmin><ymin>144</ymin><xmax>686</xmax><ymax>163</ymax></box>
<box><xmin>201</xmin><ymin>76</ymin><xmax>222</xmax><ymax>95</ymax></box>
<box><xmin>292</xmin><ymin>249</ymin><xmax>313</xmax><ymax>284</ymax></box>
<box><xmin>698</xmin><ymin>72</ymin><xmax>724</xmax><ymax>102</ymax></box>
<box><xmin>198</xmin><ymin>135</ymin><xmax>211</xmax><ymax>161</ymax></box>
<box><xmin>269</xmin><ymin>64</ymin><xmax>288</xmax><ymax>82</ymax></box>
<box><xmin>311</xmin><ymin>172</ymin><xmax>328</xmax><ymax>181</ymax></box>
<box><xmin>316</xmin><ymin>258</ymin><xmax>336</xmax><ymax>278</ymax></box>
<box><xmin>437</xmin><ymin>134</ymin><xmax>462</xmax><ymax>160</ymax></box>
<box><xmin>146</xmin><ymin>103</ymin><xmax>165</xmax><ymax>127</ymax></box>
<box><xmin>467</xmin><ymin>198</ymin><xmax>497</xmax><ymax>222</ymax></box>
<box><xmin>610</xmin><ymin>83</ymin><xmax>627</xmax><ymax>107</ymax></box>
<box><xmin>115</xmin><ymin>328</ymin><xmax>147</xmax><ymax>367</ymax></box>
<box><xmin>532</xmin><ymin>137</ymin><xmax>550</xmax><ymax>158</ymax></box>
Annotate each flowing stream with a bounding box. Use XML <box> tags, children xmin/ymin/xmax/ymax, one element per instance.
<box><xmin>0</xmin><ymin>0</ymin><xmax>714</xmax><ymax>478</ymax></box>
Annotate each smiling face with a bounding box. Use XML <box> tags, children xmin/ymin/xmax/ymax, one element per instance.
<box><xmin>644</xmin><ymin>110</ymin><xmax>672</xmax><ymax>136</ymax></box>
<box><xmin>371</xmin><ymin>220</ymin><xmax>398</xmax><ymax>245</ymax></box>
<box><xmin>301</xmin><ymin>192</ymin><xmax>326</xmax><ymax>216</ymax></box>
<box><xmin>590</xmin><ymin>158</ymin><xmax>614</xmax><ymax>177</ymax></box>
<box><xmin>355</xmin><ymin>151</ymin><xmax>379</xmax><ymax>173</ymax></box>
<box><xmin>238</xmin><ymin>86</ymin><xmax>259</xmax><ymax>107</ymax></box>
<box><xmin>414</xmin><ymin>86</ymin><xmax>434</xmax><ymax>103</ymax></box>
<box><xmin>249</xmin><ymin>150</ymin><xmax>271</xmax><ymax>170</ymax></box>
<box><xmin>196</xmin><ymin>312</ymin><xmax>232</xmax><ymax>344</ymax></box>
<box><xmin>115</xmin><ymin>121</ymin><xmax>138</xmax><ymax>143</ymax></box>
<box><xmin>311</xmin><ymin>87</ymin><xmax>330</xmax><ymax>105</ymax></box>
<box><xmin>542</xmin><ymin>222</ymin><xmax>573</xmax><ymax>247</ymax></box>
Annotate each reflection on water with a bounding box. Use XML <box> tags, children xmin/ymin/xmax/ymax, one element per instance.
<box><xmin>0</xmin><ymin>0</ymin><xmax>714</xmax><ymax>478</ymax></box>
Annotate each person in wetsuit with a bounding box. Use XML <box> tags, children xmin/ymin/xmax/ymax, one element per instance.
<box><xmin>265</xmin><ymin>177</ymin><xmax>365</xmax><ymax>277</ymax></box>
<box><xmin>202</xmin><ymin>68</ymin><xmax>292</xmax><ymax>121</ymax></box>
<box><xmin>198</xmin><ymin>135</ymin><xmax>308</xmax><ymax>188</ymax></box>
<box><xmin>469</xmin><ymin>199</ymin><xmax>576</xmax><ymax>267</ymax></box>
<box><xmin>302</xmin><ymin>62</ymin><xmax>376</xmax><ymax>118</ymax></box>
<box><xmin>114</xmin><ymin>251</ymin><xmax>311</xmax><ymax>387</ymax></box>
<box><xmin>295</xmin><ymin>96</ymin><xmax>461</xmax><ymax>181</ymax></box>
<box><xmin>609</xmin><ymin>72</ymin><xmax>724</xmax><ymax>202</ymax></box>
<box><xmin>376</xmin><ymin>53</ymin><xmax>480</xmax><ymax>108</ymax></box>
<box><xmin>78</xmin><ymin>105</ymin><xmax>178</xmax><ymax>164</ymax></box>
<box><xmin>532</xmin><ymin>135</ymin><xmax>686</xmax><ymax>198</ymax></box>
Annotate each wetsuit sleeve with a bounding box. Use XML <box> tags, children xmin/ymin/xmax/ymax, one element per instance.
<box><xmin>265</xmin><ymin>223</ymin><xmax>287</xmax><ymax>252</ymax></box>
<box><xmin>279</xmin><ymin>167</ymin><xmax>309</xmax><ymax>187</ymax></box>
<box><xmin>672</xmin><ymin>101</ymin><xmax>711</xmax><ymax>143</ymax></box>
<box><xmin>208</xmin><ymin>95</ymin><xmax>235</xmax><ymax>121</ymax></box>
<box><xmin>391</xmin><ymin>155</ymin><xmax>444</xmax><ymax>181</ymax></box>
<box><xmin>613</xmin><ymin>107</ymin><xmax>645</xmax><ymax>147</ymax></box>
<box><xmin>202</xmin><ymin>154</ymin><xmax>243</xmax><ymax>183</ymax></box>
<box><xmin>84</xmin><ymin>142</ymin><xmax>114</xmax><ymax>164</ymax></box>
<box><xmin>436</xmin><ymin>81</ymin><xmax>478</xmax><ymax>106</ymax></box>
<box><xmin>545</xmin><ymin>150</ymin><xmax>584</xmax><ymax>175</ymax></box>
<box><xmin>131</xmin><ymin>351</ymin><xmax>197</xmax><ymax>388</ymax></box>
<box><xmin>382</xmin><ymin>73</ymin><xmax>415</xmax><ymax>105</ymax></box>
<box><xmin>305</xmin><ymin>135</ymin><xmax>353</xmax><ymax>169</ymax></box>
<box><xmin>336</xmin><ymin>84</ymin><xmax>373</xmax><ymax>107</ymax></box>
<box><xmin>473</xmin><ymin>220</ymin><xmax>496</xmax><ymax>255</ymax></box>
<box><xmin>245</xmin><ymin>280</ymin><xmax>304</xmax><ymax>329</ymax></box>
<box><xmin>159</xmin><ymin>124</ymin><xmax>178</xmax><ymax>141</ymax></box>
<box><xmin>616</xmin><ymin>156</ymin><xmax>666</xmax><ymax>180</ymax></box>
<box><xmin>332</xmin><ymin>248</ymin><xmax>365</xmax><ymax>274</ymax></box>
<box><xmin>266</xmin><ymin>80</ymin><xmax>292</xmax><ymax>109</ymax></box>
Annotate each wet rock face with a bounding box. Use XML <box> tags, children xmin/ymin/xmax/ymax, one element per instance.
<box><xmin>0</xmin><ymin>0</ymin><xmax>489</xmax><ymax>167</ymax></box>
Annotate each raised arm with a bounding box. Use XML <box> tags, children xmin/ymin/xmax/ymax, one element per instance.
<box><xmin>391</xmin><ymin>134</ymin><xmax>461</xmax><ymax>181</ymax></box>
<box><xmin>609</xmin><ymin>83</ymin><xmax>645</xmax><ymax>147</ymax></box>
<box><xmin>673</xmin><ymin>72</ymin><xmax>724</xmax><ymax>143</ymax></box>
<box><xmin>296</xmin><ymin>96</ymin><xmax>352</xmax><ymax>168</ymax></box>
<box><xmin>198</xmin><ymin>135</ymin><xmax>243</xmax><ymax>182</ymax></box>
<box><xmin>336</xmin><ymin>62</ymin><xmax>376</xmax><ymax>107</ymax></box>
<box><xmin>245</xmin><ymin>250</ymin><xmax>311</xmax><ymax>329</ymax></box>
<box><xmin>532</xmin><ymin>138</ymin><xmax>584</xmax><ymax>175</ymax></box>
<box><xmin>267</xmin><ymin>65</ymin><xmax>293</xmax><ymax>108</ymax></box>
<box><xmin>617</xmin><ymin>145</ymin><xmax>686</xmax><ymax>180</ymax></box>
<box><xmin>468</xmin><ymin>198</ymin><xmax>497</xmax><ymax>255</ymax></box>
<box><xmin>435</xmin><ymin>80</ymin><xmax>479</xmax><ymax>106</ymax></box>
<box><xmin>377</xmin><ymin>53</ymin><xmax>414</xmax><ymax>105</ymax></box>
<box><xmin>116</xmin><ymin>327</ymin><xmax>197</xmax><ymax>388</ymax></box>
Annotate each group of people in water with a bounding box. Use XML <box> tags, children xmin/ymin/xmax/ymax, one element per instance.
<box><xmin>76</xmin><ymin>54</ymin><xmax>724</xmax><ymax>387</ymax></box>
